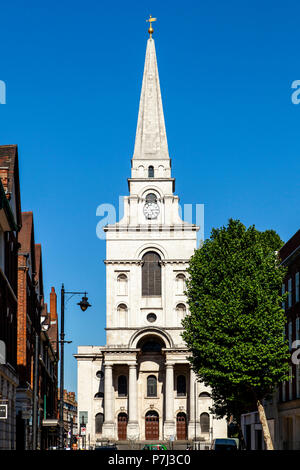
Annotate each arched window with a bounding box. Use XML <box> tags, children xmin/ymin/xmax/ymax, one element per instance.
<box><xmin>176</xmin><ymin>273</ymin><xmax>186</xmax><ymax>295</ymax></box>
<box><xmin>117</xmin><ymin>274</ymin><xmax>128</xmax><ymax>296</ymax></box>
<box><xmin>117</xmin><ymin>303</ymin><xmax>128</xmax><ymax>327</ymax></box>
<box><xmin>200</xmin><ymin>412</ymin><xmax>210</xmax><ymax>433</ymax></box>
<box><xmin>118</xmin><ymin>375</ymin><xmax>127</xmax><ymax>397</ymax></box>
<box><xmin>95</xmin><ymin>370</ymin><xmax>104</xmax><ymax>398</ymax></box>
<box><xmin>177</xmin><ymin>375</ymin><xmax>186</xmax><ymax>396</ymax></box>
<box><xmin>95</xmin><ymin>413</ymin><xmax>104</xmax><ymax>434</ymax></box>
<box><xmin>147</xmin><ymin>375</ymin><xmax>157</xmax><ymax>397</ymax></box>
<box><xmin>142</xmin><ymin>252</ymin><xmax>161</xmax><ymax>296</ymax></box>
<box><xmin>176</xmin><ymin>303</ymin><xmax>186</xmax><ymax>321</ymax></box>
<box><xmin>145</xmin><ymin>193</ymin><xmax>157</xmax><ymax>204</ymax></box>
<box><xmin>148</xmin><ymin>165</ymin><xmax>154</xmax><ymax>177</ymax></box>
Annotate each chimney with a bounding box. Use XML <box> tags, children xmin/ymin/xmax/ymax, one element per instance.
<box><xmin>50</xmin><ymin>287</ymin><xmax>57</xmax><ymax>323</ymax></box>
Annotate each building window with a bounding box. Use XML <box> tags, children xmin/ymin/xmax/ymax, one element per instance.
<box><xmin>288</xmin><ymin>321</ymin><xmax>293</xmax><ymax>350</ymax></box>
<box><xmin>296</xmin><ymin>272</ymin><xmax>299</xmax><ymax>304</ymax></box>
<box><xmin>199</xmin><ymin>392</ymin><xmax>211</xmax><ymax>398</ymax></box>
<box><xmin>95</xmin><ymin>370</ymin><xmax>104</xmax><ymax>398</ymax></box>
<box><xmin>145</xmin><ymin>193</ymin><xmax>157</xmax><ymax>204</ymax></box>
<box><xmin>95</xmin><ymin>413</ymin><xmax>104</xmax><ymax>434</ymax></box>
<box><xmin>142</xmin><ymin>252</ymin><xmax>161</xmax><ymax>296</ymax></box>
<box><xmin>282</xmin><ymin>284</ymin><xmax>286</xmax><ymax>310</ymax></box>
<box><xmin>117</xmin><ymin>274</ymin><xmax>128</xmax><ymax>296</ymax></box>
<box><xmin>176</xmin><ymin>303</ymin><xmax>186</xmax><ymax>321</ymax></box>
<box><xmin>148</xmin><ymin>166</ymin><xmax>154</xmax><ymax>177</ymax></box>
<box><xmin>176</xmin><ymin>375</ymin><xmax>186</xmax><ymax>396</ymax></box>
<box><xmin>117</xmin><ymin>303</ymin><xmax>128</xmax><ymax>327</ymax></box>
<box><xmin>296</xmin><ymin>364</ymin><xmax>300</xmax><ymax>399</ymax></box>
<box><xmin>282</xmin><ymin>382</ymin><xmax>286</xmax><ymax>402</ymax></box>
<box><xmin>147</xmin><ymin>313</ymin><xmax>157</xmax><ymax>323</ymax></box>
<box><xmin>200</xmin><ymin>412</ymin><xmax>210</xmax><ymax>433</ymax></box>
<box><xmin>176</xmin><ymin>274</ymin><xmax>186</xmax><ymax>295</ymax></box>
<box><xmin>142</xmin><ymin>340</ymin><xmax>162</xmax><ymax>353</ymax></box>
<box><xmin>118</xmin><ymin>375</ymin><xmax>127</xmax><ymax>397</ymax></box>
<box><xmin>288</xmin><ymin>278</ymin><xmax>292</xmax><ymax>308</ymax></box>
<box><xmin>289</xmin><ymin>366</ymin><xmax>293</xmax><ymax>401</ymax></box>
<box><xmin>147</xmin><ymin>375</ymin><xmax>157</xmax><ymax>397</ymax></box>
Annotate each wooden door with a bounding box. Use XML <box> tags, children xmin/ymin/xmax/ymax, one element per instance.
<box><xmin>118</xmin><ymin>413</ymin><xmax>128</xmax><ymax>440</ymax></box>
<box><xmin>145</xmin><ymin>412</ymin><xmax>159</xmax><ymax>440</ymax></box>
<box><xmin>177</xmin><ymin>413</ymin><xmax>187</xmax><ymax>440</ymax></box>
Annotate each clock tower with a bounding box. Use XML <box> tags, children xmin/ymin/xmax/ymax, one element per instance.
<box><xmin>75</xmin><ymin>26</ymin><xmax>227</xmax><ymax>447</ymax></box>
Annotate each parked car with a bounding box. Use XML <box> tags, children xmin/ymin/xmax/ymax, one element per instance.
<box><xmin>142</xmin><ymin>444</ymin><xmax>167</xmax><ymax>450</ymax></box>
<box><xmin>94</xmin><ymin>444</ymin><xmax>118</xmax><ymax>450</ymax></box>
<box><xmin>210</xmin><ymin>438</ymin><xmax>238</xmax><ymax>451</ymax></box>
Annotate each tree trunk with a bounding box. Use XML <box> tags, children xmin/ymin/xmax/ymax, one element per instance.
<box><xmin>256</xmin><ymin>400</ymin><xmax>274</xmax><ymax>450</ymax></box>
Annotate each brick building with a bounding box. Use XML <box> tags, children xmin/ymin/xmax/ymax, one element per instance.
<box><xmin>278</xmin><ymin>229</ymin><xmax>300</xmax><ymax>449</ymax></box>
<box><xmin>16</xmin><ymin>211</ymin><xmax>42</xmax><ymax>449</ymax></box>
<box><xmin>39</xmin><ymin>287</ymin><xmax>59</xmax><ymax>449</ymax></box>
<box><xmin>241</xmin><ymin>229</ymin><xmax>300</xmax><ymax>450</ymax></box>
<box><xmin>0</xmin><ymin>145</ymin><xmax>22</xmax><ymax>450</ymax></box>
<box><xmin>58</xmin><ymin>389</ymin><xmax>78</xmax><ymax>449</ymax></box>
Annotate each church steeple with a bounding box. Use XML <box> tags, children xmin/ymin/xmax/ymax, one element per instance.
<box><xmin>133</xmin><ymin>35</ymin><xmax>169</xmax><ymax>161</ymax></box>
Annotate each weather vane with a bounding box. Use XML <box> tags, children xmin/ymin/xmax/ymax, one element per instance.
<box><xmin>146</xmin><ymin>15</ymin><xmax>157</xmax><ymax>38</ymax></box>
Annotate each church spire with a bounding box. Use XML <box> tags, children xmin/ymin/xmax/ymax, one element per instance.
<box><xmin>133</xmin><ymin>23</ymin><xmax>169</xmax><ymax>161</ymax></box>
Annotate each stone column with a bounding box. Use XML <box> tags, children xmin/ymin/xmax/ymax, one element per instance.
<box><xmin>164</xmin><ymin>364</ymin><xmax>175</xmax><ymax>439</ymax></box>
<box><xmin>127</xmin><ymin>364</ymin><xmax>139</xmax><ymax>439</ymax></box>
<box><xmin>102</xmin><ymin>364</ymin><xmax>115</xmax><ymax>439</ymax></box>
<box><xmin>188</xmin><ymin>368</ymin><xmax>199</xmax><ymax>440</ymax></box>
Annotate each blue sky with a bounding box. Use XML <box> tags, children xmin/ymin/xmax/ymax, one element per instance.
<box><xmin>1</xmin><ymin>0</ymin><xmax>299</xmax><ymax>394</ymax></box>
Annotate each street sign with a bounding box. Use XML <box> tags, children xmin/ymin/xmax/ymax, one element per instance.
<box><xmin>81</xmin><ymin>426</ymin><xmax>86</xmax><ymax>436</ymax></box>
<box><xmin>0</xmin><ymin>404</ymin><xmax>7</xmax><ymax>419</ymax></box>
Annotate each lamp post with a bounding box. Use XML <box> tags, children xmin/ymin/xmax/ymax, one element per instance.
<box><xmin>59</xmin><ymin>284</ymin><xmax>91</xmax><ymax>450</ymax></box>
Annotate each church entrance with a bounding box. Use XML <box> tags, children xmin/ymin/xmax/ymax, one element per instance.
<box><xmin>118</xmin><ymin>413</ymin><xmax>128</xmax><ymax>440</ymax></box>
<box><xmin>176</xmin><ymin>412</ymin><xmax>187</xmax><ymax>440</ymax></box>
<box><xmin>145</xmin><ymin>411</ymin><xmax>159</xmax><ymax>440</ymax></box>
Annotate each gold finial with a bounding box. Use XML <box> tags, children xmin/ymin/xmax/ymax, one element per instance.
<box><xmin>146</xmin><ymin>15</ymin><xmax>157</xmax><ymax>38</ymax></box>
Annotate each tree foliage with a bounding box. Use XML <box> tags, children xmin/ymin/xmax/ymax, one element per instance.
<box><xmin>182</xmin><ymin>219</ymin><xmax>289</xmax><ymax>421</ymax></box>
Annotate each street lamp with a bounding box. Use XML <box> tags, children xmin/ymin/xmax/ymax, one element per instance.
<box><xmin>77</xmin><ymin>294</ymin><xmax>91</xmax><ymax>312</ymax></box>
<box><xmin>59</xmin><ymin>284</ymin><xmax>91</xmax><ymax>450</ymax></box>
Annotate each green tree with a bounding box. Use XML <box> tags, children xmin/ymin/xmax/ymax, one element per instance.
<box><xmin>182</xmin><ymin>219</ymin><xmax>289</xmax><ymax>450</ymax></box>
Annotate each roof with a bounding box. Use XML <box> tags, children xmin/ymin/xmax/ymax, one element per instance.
<box><xmin>0</xmin><ymin>145</ymin><xmax>22</xmax><ymax>228</ymax></box>
<box><xmin>133</xmin><ymin>38</ymin><xmax>169</xmax><ymax>161</ymax></box>
<box><xmin>0</xmin><ymin>177</ymin><xmax>18</xmax><ymax>231</ymax></box>
<box><xmin>279</xmin><ymin>229</ymin><xmax>300</xmax><ymax>264</ymax></box>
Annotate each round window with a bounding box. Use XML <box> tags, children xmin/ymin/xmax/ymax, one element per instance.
<box><xmin>147</xmin><ymin>313</ymin><xmax>157</xmax><ymax>323</ymax></box>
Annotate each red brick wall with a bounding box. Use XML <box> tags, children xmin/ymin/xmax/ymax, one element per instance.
<box><xmin>17</xmin><ymin>255</ymin><xmax>27</xmax><ymax>371</ymax></box>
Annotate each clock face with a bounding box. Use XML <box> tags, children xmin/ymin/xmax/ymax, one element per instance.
<box><xmin>143</xmin><ymin>202</ymin><xmax>160</xmax><ymax>220</ymax></box>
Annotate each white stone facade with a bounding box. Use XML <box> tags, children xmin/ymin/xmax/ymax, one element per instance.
<box><xmin>75</xmin><ymin>36</ymin><xmax>227</xmax><ymax>447</ymax></box>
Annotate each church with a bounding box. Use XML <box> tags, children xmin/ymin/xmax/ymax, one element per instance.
<box><xmin>75</xmin><ymin>21</ymin><xmax>227</xmax><ymax>448</ymax></box>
